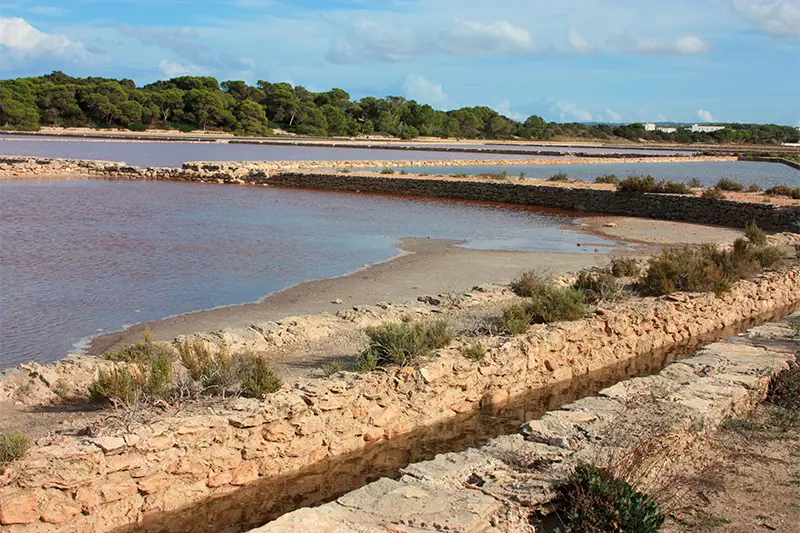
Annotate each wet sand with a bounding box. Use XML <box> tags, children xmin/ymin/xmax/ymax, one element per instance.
<box><xmin>89</xmin><ymin>217</ymin><xmax>746</xmax><ymax>355</ymax></box>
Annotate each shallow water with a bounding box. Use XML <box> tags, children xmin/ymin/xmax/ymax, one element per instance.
<box><xmin>0</xmin><ymin>137</ymin><xmax>532</xmax><ymax>168</ymax></box>
<box><xmin>0</xmin><ymin>178</ymin><xmax>615</xmax><ymax>368</ymax></box>
<box><xmin>394</xmin><ymin>160</ymin><xmax>800</xmax><ymax>188</ymax></box>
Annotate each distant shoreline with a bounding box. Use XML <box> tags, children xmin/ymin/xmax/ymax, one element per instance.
<box><xmin>3</xmin><ymin>128</ymin><xmax>799</xmax><ymax>156</ymax></box>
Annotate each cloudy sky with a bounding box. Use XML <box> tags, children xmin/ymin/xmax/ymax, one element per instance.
<box><xmin>0</xmin><ymin>0</ymin><xmax>798</xmax><ymax>125</ymax></box>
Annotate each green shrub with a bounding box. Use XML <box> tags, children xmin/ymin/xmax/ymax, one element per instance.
<box><xmin>454</xmin><ymin>172</ymin><xmax>469</xmax><ymax>178</ymax></box>
<box><xmin>380</xmin><ymin>168</ymin><xmax>395</xmax><ymax>175</ymax></box>
<box><xmin>0</xmin><ymin>429</ymin><xmax>31</xmax><ymax>472</ymax></box>
<box><xmin>574</xmin><ymin>271</ymin><xmax>624</xmax><ymax>304</ymax></box>
<box><xmin>765</xmin><ymin>184</ymin><xmax>800</xmax><ymax>199</ymax></box>
<box><xmin>239</xmin><ymin>355</ymin><xmax>282</xmax><ymax>398</ymax></box>
<box><xmin>103</xmin><ymin>328</ymin><xmax>173</xmax><ymax>364</ymax></box>
<box><xmin>321</xmin><ymin>360</ymin><xmax>344</xmax><ymax>377</ymax></box>
<box><xmin>550</xmin><ymin>172</ymin><xmax>570</xmax><ymax>182</ymax></box>
<box><xmin>716</xmin><ymin>178</ymin><xmax>744</xmax><ymax>191</ymax></box>
<box><xmin>462</xmin><ymin>342</ymin><xmax>486</xmax><ymax>362</ymax></box>
<box><xmin>89</xmin><ymin>366</ymin><xmax>143</xmax><ymax>407</ymax></box>
<box><xmin>617</xmin><ymin>175</ymin><xmax>691</xmax><ymax>195</ymax></box>
<box><xmin>594</xmin><ymin>174</ymin><xmax>619</xmax><ymax>185</ymax></box>
<box><xmin>356</xmin><ymin>320</ymin><xmax>452</xmax><ymax>369</ymax></box>
<box><xmin>478</xmin><ymin>171</ymin><xmax>508</xmax><ymax>180</ymax></box>
<box><xmin>610</xmin><ymin>257</ymin><xmax>640</xmax><ymax>278</ymax></box>
<box><xmin>745</xmin><ymin>222</ymin><xmax>767</xmax><ymax>246</ymax></box>
<box><xmin>687</xmin><ymin>178</ymin><xmax>702</xmax><ymax>188</ymax></box>
<box><xmin>766</xmin><ymin>363</ymin><xmax>800</xmax><ymax>431</ymax></box>
<box><xmin>556</xmin><ymin>462</ymin><xmax>664</xmax><ymax>533</ymax></box>
<box><xmin>502</xmin><ymin>304</ymin><xmax>534</xmax><ymax>335</ymax></box>
<box><xmin>747</xmin><ymin>183</ymin><xmax>762</xmax><ymax>193</ymax></box>
<box><xmin>512</xmin><ymin>270</ymin><xmax>550</xmax><ymax>297</ymax></box>
<box><xmin>179</xmin><ymin>341</ymin><xmax>240</xmax><ymax>395</ymax></box>
<box><xmin>701</xmin><ymin>188</ymin><xmax>726</xmax><ymax>200</ymax></box>
<box><xmin>638</xmin><ymin>240</ymin><xmax>785</xmax><ymax>297</ymax></box>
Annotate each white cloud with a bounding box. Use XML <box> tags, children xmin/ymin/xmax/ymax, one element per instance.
<box><xmin>327</xmin><ymin>18</ymin><xmax>423</xmax><ymax>63</ymax></box>
<box><xmin>0</xmin><ymin>17</ymin><xmax>96</xmax><ymax>70</ymax></box>
<box><xmin>493</xmin><ymin>99</ymin><xmax>526</xmax><ymax>121</ymax></box>
<box><xmin>729</xmin><ymin>0</ymin><xmax>800</xmax><ymax>39</ymax></box>
<box><xmin>158</xmin><ymin>60</ymin><xmax>215</xmax><ymax>78</ymax></box>
<box><xmin>441</xmin><ymin>19</ymin><xmax>536</xmax><ymax>56</ymax></box>
<box><xmin>609</xmin><ymin>33</ymin><xmax>711</xmax><ymax>55</ymax></box>
<box><xmin>403</xmin><ymin>73</ymin><xmax>448</xmax><ymax>106</ymax></box>
<box><xmin>568</xmin><ymin>28</ymin><xmax>594</xmax><ymax>54</ymax></box>
<box><xmin>551</xmin><ymin>100</ymin><xmax>593</xmax><ymax>122</ymax></box>
<box><xmin>698</xmin><ymin>109</ymin><xmax>715</xmax><ymax>122</ymax></box>
<box><xmin>604</xmin><ymin>108</ymin><xmax>623</xmax><ymax>122</ymax></box>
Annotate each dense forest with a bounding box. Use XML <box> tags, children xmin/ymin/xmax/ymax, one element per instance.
<box><xmin>1</xmin><ymin>72</ymin><xmax>798</xmax><ymax>145</ymax></box>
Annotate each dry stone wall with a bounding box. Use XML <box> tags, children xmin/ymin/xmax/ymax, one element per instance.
<box><xmin>269</xmin><ymin>172</ymin><xmax>800</xmax><ymax>232</ymax></box>
<box><xmin>2</xmin><ymin>156</ymin><xmax>798</xmax><ymax>231</ymax></box>
<box><xmin>1</xmin><ymin>269</ymin><xmax>799</xmax><ymax>533</ymax></box>
<box><xmin>252</xmin><ymin>314</ymin><xmax>800</xmax><ymax>533</ymax></box>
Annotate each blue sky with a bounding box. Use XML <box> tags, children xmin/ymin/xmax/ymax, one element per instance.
<box><xmin>1</xmin><ymin>0</ymin><xmax>799</xmax><ymax>125</ymax></box>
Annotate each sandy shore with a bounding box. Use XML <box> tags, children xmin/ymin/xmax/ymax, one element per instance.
<box><xmin>89</xmin><ymin>217</ymin><xmax>746</xmax><ymax>355</ymax></box>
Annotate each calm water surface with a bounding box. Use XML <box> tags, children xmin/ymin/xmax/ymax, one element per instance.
<box><xmin>394</xmin><ymin>161</ymin><xmax>800</xmax><ymax>188</ymax></box>
<box><xmin>0</xmin><ymin>137</ymin><xmax>532</xmax><ymax>168</ymax></box>
<box><xmin>0</xmin><ymin>178</ymin><xmax>614</xmax><ymax>368</ymax></box>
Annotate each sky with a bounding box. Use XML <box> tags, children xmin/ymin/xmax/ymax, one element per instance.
<box><xmin>0</xmin><ymin>0</ymin><xmax>799</xmax><ymax>125</ymax></box>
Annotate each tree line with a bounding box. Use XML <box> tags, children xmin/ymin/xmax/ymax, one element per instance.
<box><xmin>1</xmin><ymin>72</ymin><xmax>797</xmax><ymax>145</ymax></box>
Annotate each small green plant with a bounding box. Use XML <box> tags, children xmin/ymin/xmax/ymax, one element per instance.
<box><xmin>380</xmin><ymin>168</ymin><xmax>395</xmax><ymax>175</ymax></box>
<box><xmin>688</xmin><ymin>178</ymin><xmax>703</xmax><ymax>188</ymax></box>
<box><xmin>765</xmin><ymin>184</ymin><xmax>800</xmax><ymax>199</ymax></box>
<box><xmin>702</xmin><ymin>188</ymin><xmax>726</xmax><ymax>200</ymax></box>
<box><xmin>478</xmin><ymin>171</ymin><xmax>508</xmax><ymax>180</ymax></box>
<box><xmin>550</xmin><ymin>172</ymin><xmax>570</xmax><ymax>182</ymax></box>
<box><xmin>745</xmin><ymin>221</ymin><xmax>767</xmax><ymax>246</ymax></box>
<box><xmin>321</xmin><ymin>360</ymin><xmax>344</xmax><ymax>377</ymax></box>
<box><xmin>339</xmin><ymin>168</ymin><xmax>352</xmax><ymax>173</ymax></box>
<box><xmin>519</xmin><ymin>172</ymin><xmax>526</xmax><ymax>179</ymax></box>
<box><xmin>355</xmin><ymin>320</ymin><xmax>452</xmax><ymax>369</ymax></box>
<box><xmin>512</xmin><ymin>270</ymin><xmax>549</xmax><ymax>297</ymax></box>
<box><xmin>239</xmin><ymin>355</ymin><xmax>282</xmax><ymax>398</ymax></box>
<box><xmin>715</xmin><ymin>178</ymin><xmax>744</xmax><ymax>191</ymax></box>
<box><xmin>574</xmin><ymin>270</ymin><xmax>624</xmax><ymax>304</ymax></box>
<box><xmin>766</xmin><ymin>363</ymin><xmax>800</xmax><ymax>431</ymax></box>
<box><xmin>555</xmin><ymin>462</ymin><xmax>664</xmax><ymax>533</ymax></box>
<box><xmin>594</xmin><ymin>174</ymin><xmax>619</xmax><ymax>185</ymax></box>
<box><xmin>610</xmin><ymin>257</ymin><xmax>640</xmax><ymax>278</ymax></box>
<box><xmin>461</xmin><ymin>342</ymin><xmax>486</xmax><ymax>362</ymax></box>
<box><xmin>90</xmin><ymin>366</ymin><xmax>143</xmax><ymax>407</ymax></box>
<box><xmin>454</xmin><ymin>172</ymin><xmax>469</xmax><ymax>178</ymax></box>
<box><xmin>747</xmin><ymin>183</ymin><xmax>762</xmax><ymax>193</ymax></box>
<box><xmin>399</xmin><ymin>170</ymin><xmax>408</xmax><ymax>175</ymax></box>
<box><xmin>0</xmin><ymin>429</ymin><xmax>31</xmax><ymax>473</ymax></box>
<box><xmin>502</xmin><ymin>304</ymin><xmax>533</xmax><ymax>335</ymax></box>
<box><xmin>617</xmin><ymin>175</ymin><xmax>691</xmax><ymax>195</ymax></box>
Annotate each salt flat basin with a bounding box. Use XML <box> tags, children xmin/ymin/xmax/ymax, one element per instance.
<box><xmin>0</xmin><ymin>178</ymin><xmax>618</xmax><ymax>368</ymax></box>
<box><xmin>391</xmin><ymin>160</ymin><xmax>800</xmax><ymax>188</ymax></box>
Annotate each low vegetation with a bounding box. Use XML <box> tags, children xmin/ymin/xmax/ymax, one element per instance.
<box><xmin>638</xmin><ymin>237</ymin><xmax>784</xmax><ymax>296</ymax></box>
<box><xmin>687</xmin><ymin>178</ymin><xmax>702</xmax><ymax>188</ymax></box>
<box><xmin>379</xmin><ymin>168</ymin><xmax>395</xmax><ymax>175</ymax></box>
<box><xmin>747</xmin><ymin>183</ymin><xmax>762</xmax><ymax>193</ymax></box>
<box><xmin>555</xmin><ymin>462</ymin><xmax>664</xmax><ymax>533</ymax></box>
<box><xmin>573</xmin><ymin>270</ymin><xmax>626</xmax><ymax>304</ymax></box>
<box><xmin>745</xmin><ymin>221</ymin><xmax>767</xmax><ymax>246</ymax></box>
<box><xmin>478</xmin><ymin>170</ymin><xmax>509</xmax><ymax>180</ymax></box>
<box><xmin>701</xmin><ymin>188</ymin><xmax>726</xmax><ymax>200</ymax></box>
<box><xmin>715</xmin><ymin>178</ymin><xmax>744</xmax><ymax>192</ymax></box>
<box><xmin>504</xmin><ymin>273</ymin><xmax>586</xmax><ymax>334</ymax></box>
<box><xmin>0</xmin><ymin>428</ymin><xmax>31</xmax><ymax>473</ymax></box>
<box><xmin>594</xmin><ymin>174</ymin><xmax>619</xmax><ymax>185</ymax></box>
<box><xmin>549</xmin><ymin>172</ymin><xmax>570</xmax><ymax>182</ymax></box>
<box><xmin>617</xmin><ymin>175</ymin><xmax>692</xmax><ymax>195</ymax></box>
<box><xmin>91</xmin><ymin>335</ymin><xmax>283</xmax><ymax>408</ymax></box>
<box><xmin>461</xmin><ymin>341</ymin><xmax>486</xmax><ymax>362</ymax></box>
<box><xmin>765</xmin><ymin>184</ymin><xmax>800</xmax><ymax>199</ymax></box>
<box><xmin>766</xmin><ymin>363</ymin><xmax>800</xmax><ymax>431</ymax></box>
<box><xmin>610</xmin><ymin>257</ymin><xmax>640</xmax><ymax>278</ymax></box>
<box><xmin>355</xmin><ymin>320</ymin><xmax>453</xmax><ymax>371</ymax></box>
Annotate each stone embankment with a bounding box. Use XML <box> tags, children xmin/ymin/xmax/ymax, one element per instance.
<box><xmin>253</xmin><ymin>314</ymin><xmax>800</xmax><ymax>533</ymax></box>
<box><xmin>1</xmin><ymin>156</ymin><xmax>798</xmax><ymax>231</ymax></box>
<box><xmin>0</xmin><ymin>268</ymin><xmax>798</xmax><ymax>532</ymax></box>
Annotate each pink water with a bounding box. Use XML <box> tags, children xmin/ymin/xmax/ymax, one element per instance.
<box><xmin>0</xmin><ymin>178</ymin><xmax>616</xmax><ymax>368</ymax></box>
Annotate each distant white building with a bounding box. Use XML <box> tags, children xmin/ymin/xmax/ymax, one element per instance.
<box><xmin>691</xmin><ymin>124</ymin><xmax>726</xmax><ymax>133</ymax></box>
<box><xmin>645</xmin><ymin>122</ymin><xmax>676</xmax><ymax>134</ymax></box>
